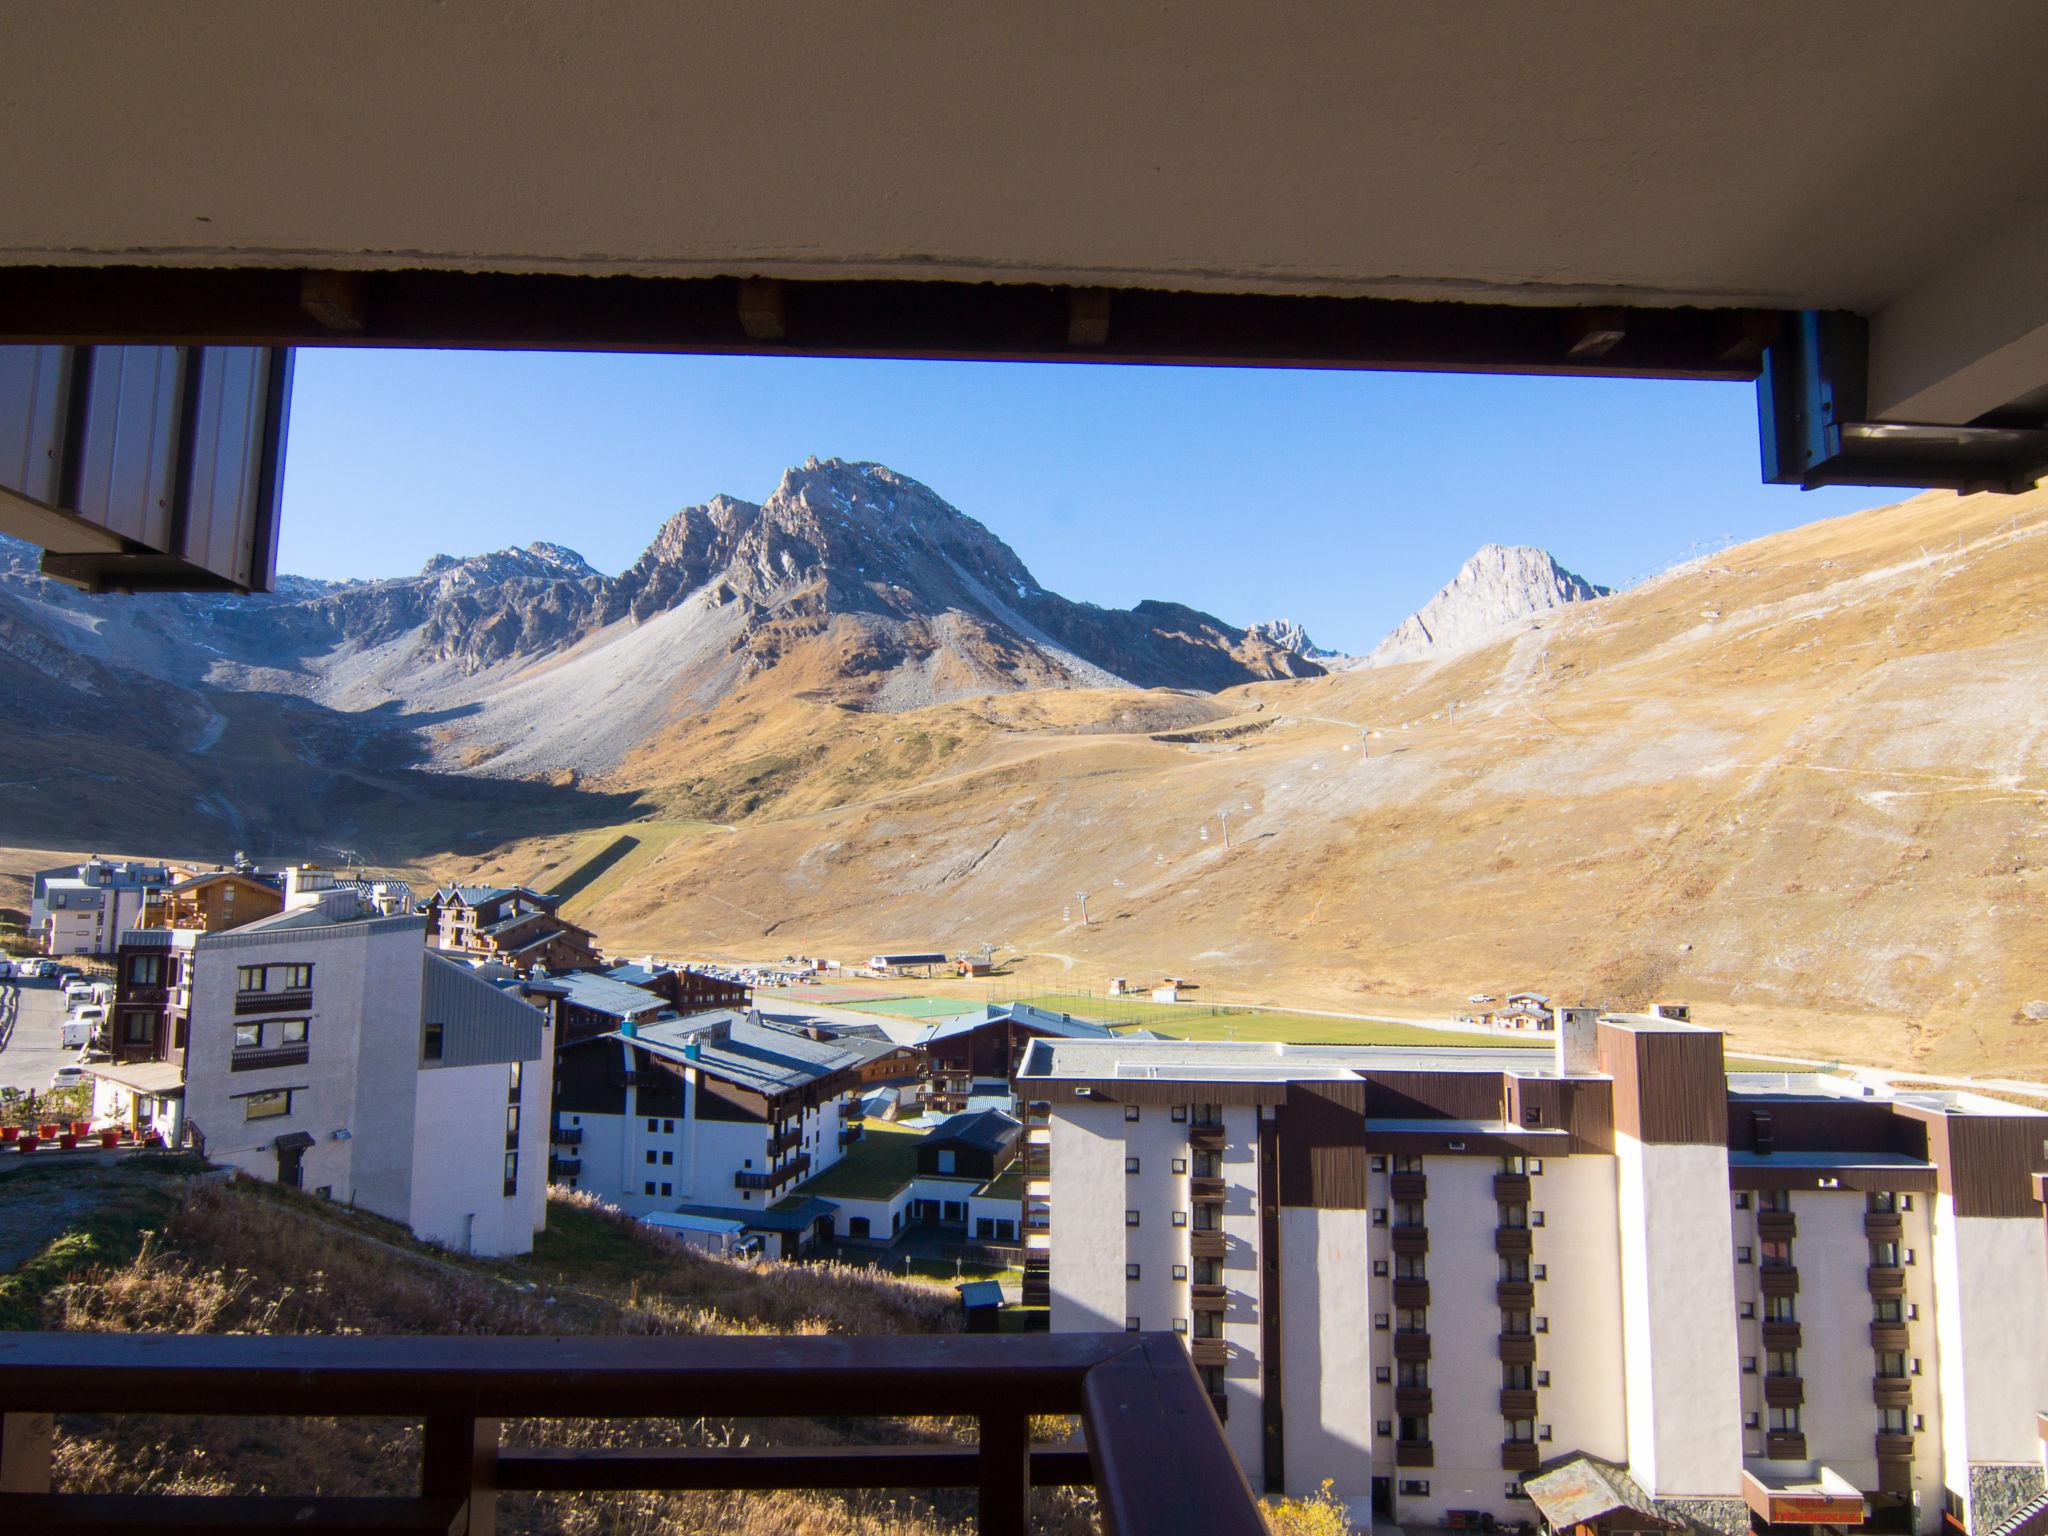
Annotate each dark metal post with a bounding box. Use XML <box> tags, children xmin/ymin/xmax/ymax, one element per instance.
<box><xmin>977</xmin><ymin>1408</ymin><xmax>1030</xmax><ymax>1536</ymax></box>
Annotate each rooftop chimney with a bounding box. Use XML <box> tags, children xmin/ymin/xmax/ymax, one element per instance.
<box><xmin>1553</xmin><ymin>1006</ymin><xmax>1602</xmax><ymax>1076</ymax></box>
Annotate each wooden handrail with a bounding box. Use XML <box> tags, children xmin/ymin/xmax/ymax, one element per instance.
<box><xmin>0</xmin><ymin>1332</ymin><xmax>1264</xmax><ymax>1536</ymax></box>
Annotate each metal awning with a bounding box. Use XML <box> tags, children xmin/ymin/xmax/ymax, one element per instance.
<box><xmin>1742</xmin><ymin>1463</ymin><xmax>1866</xmax><ymax>1527</ymax></box>
<box><xmin>83</xmin><ymin>1061</ymin><xmax>185</xmax><ymax>1097</ymax></box>
<box><xmin>270</xmin><ymin>1130</ymin><xmax>316</xmax><ymax>1153</ymax></box>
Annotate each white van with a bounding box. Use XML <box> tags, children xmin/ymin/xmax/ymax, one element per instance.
<box><xmin>63</xmin><ymin>1006</ymin><xmax>105</xmax><ymax>1049</ymax></box>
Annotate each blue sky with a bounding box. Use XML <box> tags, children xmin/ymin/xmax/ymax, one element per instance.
<box><xmin>278</xmin><ymin>349</ymin><xmax>1898</xmax><ymax>654</ymax></box>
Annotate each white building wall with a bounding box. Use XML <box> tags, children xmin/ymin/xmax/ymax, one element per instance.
<box><xmin>1797</xmin><ymin>1191</ymin><xmax>1884</xmax><ymax>1490</ymax></box>
<box><xmin>1218</xmin><ymin>1105</ymin><xmax>1266</xmax><ymax>1479</ymax></box>
<box><xmin>1535</xmin><ymin>1153</ymin><xmax>1629</xmax><ymax>1464</ymax></box>
<box><xmin>1048</xmin><ymin>1102</ymin><xmax>1125</xmax><ymax>1334</ymax></box>
<box><xmin>1614</xmin><ymin>1137</ymin><xmax>1743</xmax><ymax>1500</ymax></box>
<box><xmin>1279</xmin><ymin>1205</ymin><xmax>1372</xmax><ymax>1499</ymax></box>
<box><xmin>411</xmin><ymin>1060</ymin><xmax>534</xmax><ymax>1256</ymax></box>
<box><xmin>1931</xmin><ymin>1199</ymin><xmax>2048</xmax><ymax>1525</ymax></box>
<box><xmin>343</xmin><ymin>923</ymin><xmax>430</xmax><ymax>1223</ymax></box>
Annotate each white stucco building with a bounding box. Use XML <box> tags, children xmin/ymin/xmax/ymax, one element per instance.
<box><xmin>36</xmin><ymin>859</ymin><xmax>170</xmax><ymax>956</ymax></box>
<box><xmin>1019</xmin><ymin>1012</ymin><xmax>2048</xmax><ymax>1536</ymax></box>
<box><xmin>179</xmin><ymin>884</ymin><xmax>553</xmax><ymax>1257</ymax></box>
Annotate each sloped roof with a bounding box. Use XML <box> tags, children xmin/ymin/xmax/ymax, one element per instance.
<box><xmin>605</xmin><ymin>961</ymin><xmax>673</xmax><ymax>987</ymax></box>
<box><xmin>1523</xmin><ymin>1456</ymin><xmax>1684</xmax><ymax>1532</ymax></box>
<box><xmin>422</xmin><ymin>951</ymin><xmax>548</xmax><ymax>1066</ymax></box>
<box><xmin>627</xmin><ymin>1014</ymin><xmax>893</xmax><ymax>1094</ymax></box>
<box><xmin>924</xmin><ymin>1108</ymin><xmax>1022</xmax><ymax>1155</ymax></box>
<box><xmin>549</xmin><ymin>969</ymin><xmax>671</xmax><ymax>1019</ymax></box>
<box><xmin>677</xmin><ymin>1196</ymin><xmax>836</xmax><ymax>1233</ymax></box>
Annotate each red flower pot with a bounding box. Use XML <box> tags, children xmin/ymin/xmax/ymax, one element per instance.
<box><xmin>71</xmin><ymin>1120</ymin><xmax>91</xmax><ymax>1137</ymax></box>
<box><xmin>98</xmin><ymin>1130</ymin><xmax>120</xmax><ymax>1149</ymax></box>
<box><xmin>18</xmin><ymin>1135</ymin><xmax>39</xmax><ymax>1152</ymax></box>
<box><xmin>0</xmin><ymin>1125</ymin><xmax>17</xmax><ymax>1143</ymax></box>
<box><xmin>38</xmin><ymin>1122</ymin><xmax>60</xmax><ymax>1139</ymax></box>
<box><xmin>57</xmin><ymin>1134</ymin><xmax>76</xmax><ymax>1150</ymax></box>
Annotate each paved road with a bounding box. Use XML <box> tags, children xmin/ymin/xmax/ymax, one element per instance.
<box><xmin>0</xmin><ymin>980</ymin><xmax>80</xmax><ymax>1094</ymax></box>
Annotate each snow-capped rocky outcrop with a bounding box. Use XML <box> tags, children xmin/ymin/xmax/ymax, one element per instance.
<box><xmin>1364</xmin><ymin>544</ymin><xmax>1609</xmax><ymax>667</ymax></box>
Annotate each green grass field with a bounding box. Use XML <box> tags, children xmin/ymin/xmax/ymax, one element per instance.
<box><xmin>1000</xmin><ymin>992</ymin><xmax>1548</xmax><ymax>1048</ymax></box>
<box><xmin>835</xmin><ymin>996</ymin><xmax>984</xmax><ymax>1020</ymax></box>
<box><xmin>781</xmin><ymin>1121</ymin><xmax>926</xmax><ymax>1202</ymax></box>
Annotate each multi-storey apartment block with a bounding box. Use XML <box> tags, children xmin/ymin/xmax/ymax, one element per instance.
<box><xmin>174</xmin><ymin>884</ymin><xmax>554</xmax><ymax>1257</ymax></box>
<box><xmin>1019</xmin><ymin>1012</ymin><xmax>2048</xmax><ymax>1535</ymax></box>
<box><xmin>551</xmin><ymin>1010</ymin><xmax>889</xmax><ymax>1250</ymax></box>
<box><xmin>36</xmin><ymin>858</ymin><xmax>171</xmax><ymax>956</ymax></box>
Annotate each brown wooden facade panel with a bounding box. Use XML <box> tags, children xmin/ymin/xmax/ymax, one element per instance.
<box><xmin>1257</xmin><ymin>1115</ymin><xmax>1283</xmax><ymax>1494</ymax></box>
<box><xmin>1363</xmin><ymin>1071</ymin><xmax>1505</xmax><ymax>1124</ymax></box>
<box><xmin>1938</xmin><ymin>1116</ymin><xmax>2048</xmax><ymax>1219</ymax></box>
<box><xmin>1278</xmin><ymin>1082</ymin><xmax>1368</xmax><ymax>1210</ymax></box>
<box><xmin>1601</xmin><ymin>1024</ymin><xmax>1724</xmax><ymax>1145</ymax></box>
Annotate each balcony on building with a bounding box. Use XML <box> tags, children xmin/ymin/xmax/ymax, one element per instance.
<box><xmin>1499</xmin><ymin>1388</ymin><xmax>1538</xmax><ymax>1417</ymax></box>
<box><xmin>1759</xmin><ymin>1267</ymin><xmax>1800</xmax><ymax>1297</ymax></box>
<box><xmin>1188</xmin><ymin>1337</ymin><xmax>1227</xmax><ymax>1367</ymax></box>
<box><xmin>1760</xmin><ymin>1321</ymin><xmax>1802</xmax><ymax>1350</ymax></box>
<box><xmin>549</xmin><ymin>1153</ymin><xmax>581</xmax><ymax>1178</ymax></box>
<box><xmin>1763</xmin><ymin>1377</ymin><xmax>1804</xmax><ymax>1408</ymax></box>
<box><xmin>1498</xmin><ymin>1334</ymin><xmax>1536</xmax><ymax>1365</ymax></box>
<box><xmin>1189</xmin><ymin>1175</ymin><xmax>1227</xmax><ymax>1202</ymax></box>
<box><xmin>1190</xmin><ymin>1284</ymin><xmax>1228</xmax><ymax>1315</ymax></box>
<box><xmin>1393</xmin><ymin>1279</ymin><xmax>1431</xmax><ymax>1309</ymax></box>
<box><xmin>1393</xmin><ymin>1333</ymin><xmax>1432</xmax><ymax>1363</ymax></box>
<box><xmin>1493</xmin><ymin>1173</ymin><xmax>1530</xmax><ymax>1203</ymax></box>
<box><xmin>1186</xmin><ymin>1123</ymin><xmax>1225</xmax><ymax>1152</ymax></box>
<box><xmin>1390</xmin><ymin>1172</ymin><xmax>1427</xmax><ymax>1201</ymax></box>
<box><xmin>1872</xmin><ymin>1376</ymin><xmax>1912</xmax><ymax>1410</ymax></box>
<box><xmin>1756</xmin><ymin>1210</ymin><xmax>1797</xmax><ymax>1241</ymax></box>
<box><xmin>1502</xmin><ymin>1440</ymin><xmax>1540</xmax><ymax>1472</ymax></box>
<box><xmin>1395</xmin><ymin>1439</ymin><xmax>1434</xmax><ymax>1468</ymax></box>
<box><xmin>1496</xmin><ymin>1280</ymin><xmax>1534</xmax><ymax>1309</ymax></box>
<box><xmin>1391</xmin><ymin>1225</ymin><xmax>1429</xmax><ymax>1256</ymax></box>
<box><xmin>1189</xmin><ymin>1230</ymin><xmax>1226</xmax><ymax>1259</ymax></box>
<box><xmin>1864</xmin><ymin>1210</ymin><xmax>1904</xmax><ymax>1242</ymax></box>
<box><xmin>1763</xmin><ymin>1432</ymin><xmax>1808</xmax><ymax>1460</ymax></box>
<box><xmin>1869</xmin><ymin>1321</ymin><xmax>1908</xmax><ymax>1351</ymax></box>
<box><xmin>550</xmin><ymin>1120</ymin><xmax>583</xmax><ymax>1147</ymax></box>
<box><xmin>1494</xmin><ymin>1226</ymin><xmax>1532</xmax><ymax>1258</ymax></box>
<box><xmin>1866</xmin><ymin>1266</ymin><xmax>1906</xmax><ymax>1297</ymax></box>
<box><xmin>1394</xmin><ymin>1387</ymin><xmax>1433</xmax><ymax>1416</ymax></box>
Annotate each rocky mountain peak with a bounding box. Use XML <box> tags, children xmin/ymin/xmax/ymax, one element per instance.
<box><xmin>1246</xmin><ymin>619</ymin><xmax>1331</xmax><ymax>658</ymax></box>
<box><xmin>1365</xmin><ymin>544</ymin><xmax>1609</xmax><ymax>667</ymax></box>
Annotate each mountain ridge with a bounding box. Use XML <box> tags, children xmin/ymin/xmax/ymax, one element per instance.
<box><xmin>1364</xmin><ymin>542</ymin><xmax>1610</xmax><ymax>667</ymax></box>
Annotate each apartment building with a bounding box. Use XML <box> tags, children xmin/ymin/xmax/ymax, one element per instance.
<box><xmin>138</xmin><ymin>869</ymin><xmax>285</xmax><ymax>934</ymax></box>
<box><xmin>177</xmin><ymin>885</ymin><xmax>554</xmax><ymax>1257</ymax></box>
<box><xmin>551</xmin><ymin>1010</ymin><xmax>889</xmax><ymax>1241</ymax></box>
<box><xmin>1018</xmin><ymin>1013</ymin><xmax>2048</xmax><ymax>1536</ymax></box>
<box><xmin>917</xmin><ymin>1004</ymin><xmax>1121</xmax><ymax>1115</ymax></box>
<box><xmin>36</xmin><ymin>858</ymin><xmax>171</xmax><ymax>956</ymax></box>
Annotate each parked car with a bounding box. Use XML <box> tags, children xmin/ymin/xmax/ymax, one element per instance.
<box><xmin>50</xmin><ymin>1062</ymin><xmax>89</xmax><ymax>1091</ymax></box>
<box><xmin>13</xmin><ymin>958</ymin><xmax>43</xmax><ymax>978</ymax></box>
<box><xmin>61</xmin><ymin>978</ymin><xmax>96</xmax><ymax>1002</ymax></box>
<box><xmin>1468</xmin><ymin>993</ymin><xmax>1495</xmax><ymax>1004</ymax></box>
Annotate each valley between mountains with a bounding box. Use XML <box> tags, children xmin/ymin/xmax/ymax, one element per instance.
<box><xmin>2</xmin><ymin>462</ymin><xmax>2045</xmax><ymax>1076</ymax></box>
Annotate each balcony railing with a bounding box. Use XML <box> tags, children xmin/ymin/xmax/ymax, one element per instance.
<box><xmin>1493</xmin><ymin>1174</ymin><xmax>1530</xmax><ymax>1203</ymax></box>
<box><xmin>229</xmin><ymin>1043</ymin><xmax>310</xmax><ymax>1073</ymax></box>
<box><xmin>0</xmin><ymin>1331</ymin><xmax>1265</xmax><ymax>1536</ymax></box>
<box><xmin>1760</xmin><ymin>1321</ymin><xmax>1802</xmax><ymax>1350</ymax></box>
<box><xmin>1865</xmin><ymin>1211</ymin><xmax>1904</xmax><ymax>1242</ymax></box>
<box><xmin>1499</xmin><ymin>1388</ymin><xmax>1538</xmax><ymax>1417</ymax></box>
<box><xmin>1390</xmin><ymin>1173</ymin><xmax>1427</xmax><ymax>1201</ymax></box>
<box><xmin>549</xmin><ymin>1154</ymin><xmax>581</xmax><ymax>1178</ymax></box>
<box><xmin>734</xmin><ymin>1154</ymin><xmax>810</xmax><ymax>1191</ymax></box>
<box><xmin>1501</xmin><ymin>1441</ymin><xmax>1540</xmax><ymax>1472</ymax></box>
<box><xmin>1186</xmin><ymin>1124</ymin><xmax>1225</xmax><ymax>1152</ymax></box>
<box><xmin>1395</xmin><ymin>1439</ymin><xmax>1433</xmax><ymax>1468</ymax></box>
<box><xmin>1866</xmin><ymin>1266</ymin><xmax>1905</xmax><ymax>1297</ymax></box>
<box><xmin>1870</xmin><ymin>1321</ymin><xmax>1908</xmax><ymax>1351</ymax></box>
<box><xmin>234</xmin><ymin>989</ymin><xmax>313</xmax><ymax>1016</ymax></box>
<box><xmin>1189</xmin><ymin>1231</ymin><xmax>1226</xmax><ymax>1259</ymax></box>
<box><xmin>551</xmin><ymin>1124</ymin><xmax>584</xmax><ymax>1147</ymax></box>
<box><xmin>1764</xmin><ymin>1431</ymin><xmax>1807</xmax><ymax>1460</ymax></box>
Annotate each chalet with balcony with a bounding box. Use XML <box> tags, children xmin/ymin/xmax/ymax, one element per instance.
<box><xmin>602</xmin><ymin>959</ymin><xmax>753</xmax><ymax>1018</ymax></box>
<box><xmin>139</xmin><ymin>869</ymin><xmax>284</xmax><ymax>934</ymax></box>
<box><xmin>423</xmin><ymin>884</ymin><xmax>599</xmax><ymax>975</ymax></box>
<box><xmin>916</xmin><ymin>1003</ymin><xmax>1121</xmax><ymax>1115</ymax></box>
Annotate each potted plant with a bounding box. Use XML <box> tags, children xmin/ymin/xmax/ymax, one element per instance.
<box><xmin>71</xmin><ymin>1119</ymin><xmax>91</xmax><ymax>1137</ymax></box>
<box><xmin>18</xmin><ymin>1135</ymin><xmax>39</xmax><ymax>1152</ymax></box>
<box><xmin>0</xmin><ymin>1125</ymin><xmax>17</xmax><ymax>1143</ymax></box>
<box><xmin>57</xmin><ymin>1132</ymin><xmax>77</xmax><ymax>1150</ymax></box>
<box><xmin>97</xmin><ymin>1129</ymin><xmax>120</xmax><ymax>1149</ymax></box>
<box><xmin>38</xmin><ymin>1121</ymin><xmax>60</xmax><ymax>1140</ymax></box>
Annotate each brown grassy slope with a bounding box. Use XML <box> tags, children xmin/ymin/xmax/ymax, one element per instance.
<box><xmin>421</xmin><ymin>488</ymin><xmax>2048</xmax><ymax>1075</ymax></box>
<box><xmin>21</xmin><ymin>1172</ymin><xmax>1098</xmax><ymax>1535</ymax></box>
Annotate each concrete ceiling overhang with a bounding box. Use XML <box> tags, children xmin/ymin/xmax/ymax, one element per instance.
<box><xmin>3</xmin><ymin>2</ymin><xmax>2048</xmax><ymax>499</ymax></box>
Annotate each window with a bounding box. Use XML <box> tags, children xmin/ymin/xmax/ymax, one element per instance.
<box><xmin>1126</xmin><ymin>1263</ymin><xmax>1141</xmax><ymax>1281</ymax></box>
<box><xmin>1739</xmin><ymin>1302</ymin><xmax>1756</xmax><ymax>1319</ymax></box>
<box><xmin>280</xmin><ymin>1018</ymin><xmax>308</xmax><ymax>1045</ymax></box>
<box><xmin>1172</xmin><ymin>1318</ymin><xmax>1187</xmax><ymax>1334</ymax></box>
<box><xmin>1766</xmin><ymin>1351</ymin><xmax>1798</xmax><ymax>1378</ymax></box>
<box><xmin>1880</xmin><ymin>1407</ymin><xmax>1909</xmax><ymax>1434</ymax></box>
<box><xmin>1768</xmin><ymin>1407</ymin><xmax>1801</xmax><ymax>1433</ymax></box>
<box><xmin>1371</xmin><ymin>1155</ymin><xmax>1387</xmax><ymax>1172</ymax></box>
<box><xmin>1759</xmin><ymin>1189</ymin><xmax>1790</xmax><ymax>1212</ymax></box>
<box><xmin>237</xmin><ymin>965</ymin><xmax>266</xmax><ymax>992</ymax></box>
<box><xmin>1171</xmin><ymin>1105</ymin><xmax>1187</xmax><ymax>1122</ymax></box>
<box><xmin>1399</xmin><ymin>1480</ymin><xmax>1430</xmax><ymax>1498</ymax></box>
<box><xmin>1192</xmin><ymin>1103</ymin><xmax>1222</xmax><ymax>1126</ymax></box>
<box><xmin>1532</xmin><ymin>1263</ymin><xmax>1546</xmax><ymax>1281</ymax></box>
<box><xmin>1744</xmin><ymin>1412</ymin><xmax>1760</xmax><ymax>1430</ymax></box>
<box><xmin>1868</xmin><ymin>1190</ymin><xmax>1897</xmax><ymax>1213</ymax></box>
<box><xmin>1372</xmin><ymin>1260</ymin><xmax>1390</xmax><ymax>1277</ymax></box>
<box><xmin>121</xmin><ymin>1011</ymin><xmax>155</xmax><ymax>1044</ymax></box>
<box><xmin>1395</xmin><ymin>1253</ymin><xmax>1426</xmax><ymax>1280</ymax></box>
<box><xmin>661</xmin><ymin>1150</ymin><xmax>673</xmax><ymax>1165</ymax></box>
<box><xmin>505</xmin><ymin>1106</ymin><xmax>522</xmax><ymax>1147</ymax></box>
<box><xmin>663</xmin><ymin>1119</ymin><xmax>675</xmax><ymax>1133</ymax></box>
<box><xmin>1396</xmin><ymin>1309</ymin><xmax>1426</xmax><ymax>1334</ymax></box>
<box><xmin>1736</xmin><ymin>1246</ymin><xmax>1754</xmax><ymax>1263</ymax></box>
<box><xmin>1172</xmin><ymin>1210</ymin><xmax>1189</xmax><ymax>1227</ymax></box>
<box><xmin>1533</xmin><ymin>1316</ymin><xmax>1548</xmax><ymax>1334</ymax></box>
<box><xmin>1192</xmin><ymin>1204</ymin><xmax>1220</xmax><ymax>1231</ymax></box>
<box><xmin>646</xmin><ymin>1117</ymin><xmax>659</xmax><ymax>1132</ymax></box>
<box><xmin>1499</xmin><ymin>1155</ymin><xmax>1527</xmax><ymax>1174</ymax></box>
<box><xmin>1506</xmin><ymin>1484</ymin><xmax>1531</xmax><ymax>1502</ymax></box>
<box><xmin>1506</xmin><ymin>1418</ymin><xmax>1535</xmax><ymax>1444</ymax></box>
<box><xmin>644</xmin><ymin>1181</ymin><xmax>656</xmax><ymax>1195</ymax></box>
<box><xmin>1760</xmin><ymin>1239</ymin><xmax>1792</xmax><ymax>1268</ymax></box>
<box><xmin>508</xmin><ymin>1061</ymin><xmax>522</xmax><ymax>1102</ymax></box>
<box><xmin>1126</xmin><ymin>1157</ymin><xmax>1141</xmax><ymax>1174</ymax></box>
<box><xmin>1392</xmin><ymin>1155</ymin><xmax>1423</xmax><ymax>1173</ymax></box>
<box><xmin>244</xmin><ymin>1089</ymin><xmax>291</xmax><ymax>1121</ymax></box>
<box><xmin>1394</xmin><ymin>1201</ymin><xmax>1425</xmax><ymax>1228</ymax></box>
<box><xmin>1502</xmin><ymin>1311</ymin><xmax>1530</xmax><ymax>1336</ymax></box>
<box><xmin>503</xmin><ymin>1152</ymin><xmax>519</xmax><ymax>1197</ymax></box>
<box><xmin>1373</xmin><ymin>1313</ymin><xmax>1390</xmax><ymax>1331</ymax></box>
<box><xmin>1531</xmin><ymin>1210</ymin><xmax>1545</xmax><ymax>1227</ymax></box>
<box><xmin>1500</xmin><ymin>1256</ymin><xmax>1529</xmax><ymax>1282</ymax></box>
<box><xmin>1502</xmin><ymin>1363</ymin><xmax>1532</xmax><ymax>1391</ymax></box>
<box><xmin>1192</xmin><ymin>1149</ymin><xmax>1220</xmax><ymax>1178</ymax></box>
<box><xmin>1375</xmin><ymin>1367</ymin><xmax>1392</xmax><ymax>1384</ymax></box>
<box><xmin>1125</xmin><ymin>1210</ymin><xmax>1140</xmax><ymax>1227</ymax></box>
<box><xmin>281</xmin><ymin>964</ymin><xmax>312</xmax><ymax>990</ymax></box>
<box><xmin>235</xmin><ymin>1022</ymin><xmax>262</xmax><ymax>1049</ymax></box>
<box><xmin>1372</xmin><ymin>1208</ymin><xmax>1388</xmax><ymax>1226</ymax></box>
<box><xmin>659</xmin><ymin>1182</ymin><xmax>672</xmax><ymax>1196</ymax></box>
<box><xmin>1125</xmin><ymin>1317</ymin><xmax>1140</xmax><ymax>1332</ymax></box>
<box><xmin>1871</xmin><ymin>1240</ymin><xmax>1902</xmax><ymax>1267</ymax></box>
<box><xmin>1397</xmin><ymin>1361</ymin><xmax>1428</xmax><ymax>1388</ymax></box>
<box><xmin>1172</xmin><ymin>1264</ymin><xmax>1188</xmax><ymax>1281</ymax></box>
<box><xmin>1535</xmin><ymin>1371</ymin><xmax>1549</xmax><ymax>1387</ymax></box>
<box><xmin>422</xmin><ymin>1022</ymin><xmax>443</xmax><ymax>1061</ymax></box>
<box><xmin>1125</xmin><ymin>1105</ymin><xmax>1141</xmax><ymax>1122</ymax></box>
<box><xmin>646</xmin><ymin>1150</ymin><xmax>658</xmax><ymax>1165</ymax></box>
<box><xmin>1874</xmin><ymin>1297</ymin><xmax>1904</xmax><ymax>1323</ymax></box>
<box><xmin>1498</xmin><ymin>1202</ymin><xmax>1527</xmax><ymax>1228</ymax></box>
<box><xmin>1172</xmin><ymin>1157</ymin><xmax>1187</xmax><ymax>1174</ymax></box>
<box><xmin>1733</xmin><ymin>1192</ymin><xmax>1751</xmax><ymax>1209</ymax></box>
<box><xmin>1764</xmin><ymin>1295</ymin><xmax>1796</xmax><ymax>1323</ymax></box>
<box><xmin>1378</xmin><ymin>1421</ymin><xmax>1394</xmax><ymax>1438</ymax></box>
<box><xmin>129</xmin><ymin>953</ymin><xmax>161</xmax><ymax>984</ymax></box>
<box><xmin>1742</xmin><ymin>1357</ymin><xmax>1758</xmax><ymax>1375</ymax></box>
<box><xmin>1397</xmin><ymin>1414</ymin><xmax>1429</xmax><ymax>1443</ymax></box>
<box><xmin>1876</xmin><ymin>1351</ymin><xmax>1907</xmax><ymax>1379</ymax></box>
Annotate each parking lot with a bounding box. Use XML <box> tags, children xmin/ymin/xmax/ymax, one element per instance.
<box><xmin>0</xmin><ymin>979</ymin><xmax>82</xmax><ymax>1094</ymax></box>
